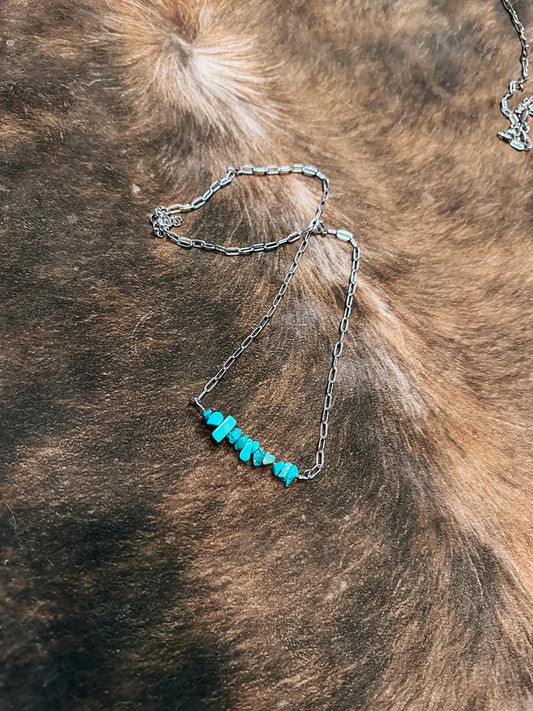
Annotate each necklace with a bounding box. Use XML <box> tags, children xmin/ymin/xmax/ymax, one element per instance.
<box><xmin>150</xmin><ymin>164</ymin><xmax>360</xmax><ymax>487</ymax></box>
<box><xmin>148</xmin><ymin>4</ymin><xmax>526</xmax><ymax>488</ymax></box>
<box><xmin>499</xmin><ymin>0</ymin><xmax>533</xmax><ymax>150</ymax></box>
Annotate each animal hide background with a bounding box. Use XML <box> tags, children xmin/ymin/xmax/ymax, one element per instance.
<box><xmin>1</xmin><ymin>0</ymin><xmax>532</xmax><ymax>709</ymax></box>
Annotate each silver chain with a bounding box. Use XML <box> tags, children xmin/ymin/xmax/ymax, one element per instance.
<box><xmin>499</xmin><ymin>0</ymin><xmax>533</xmax><ymax>150</ymax></box>
<box><xmin>151</xmin><ymin>164</ymin><xmax>360</xmax><ymax>480</ymax></box>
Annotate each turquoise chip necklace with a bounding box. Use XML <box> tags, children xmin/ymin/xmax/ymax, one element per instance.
<box><xmin>202</xmin><ymin>408</ymin><xmax>298</xmax><ymax>487</ymax></box>
<box><xmin>151</xmin><ymin>164</ymin><xmax>360</xmax><ymax>486</ymax></box>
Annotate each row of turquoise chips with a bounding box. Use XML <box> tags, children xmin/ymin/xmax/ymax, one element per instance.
<box><xmin>202</xmin><ymin>409</ymin><xmax>299</xmax><ymax>487</ymax></box>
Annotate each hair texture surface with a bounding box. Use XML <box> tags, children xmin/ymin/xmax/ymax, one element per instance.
<box><xmin>1</xmin><ymin>1</ymin><xmax>532</xmax><ymax>710</ymax></box>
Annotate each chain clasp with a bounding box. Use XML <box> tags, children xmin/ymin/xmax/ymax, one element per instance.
<box><xmin>314</xmin><ymin>221</ymin><xmax>357</xmax><ymax>248</ymax></box>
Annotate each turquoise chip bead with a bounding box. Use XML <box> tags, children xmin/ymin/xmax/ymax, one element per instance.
<box><xmin>206</xmin><ymin>411</ymin><xmax>224</xmax><ymax>428</ymax></box>
<box><xmin>272</xmin><ymin>461</ymin><xmax>287</xmax><ymax>478</ymax></box>
<box><xmin>239</xmin><ymin>439</ymin><xmax>260</xmax><ymax>462</ymax></box>
<box><xmin>202</xmin><ymin>408</ymin><xmax>213</xmax><ymax>421</ymax></box>
<box><xmin>262</xmin><ymin>452</ymin><xmax>275</xmax><ymax>466</ymax></box>
<box><xmin>272</xmin><ymin>461</ymin><xmax>298</xmax><ymax>486</ymax></box>
<box><xmin>227</xmin><ymin>427</ymin><xmax>242</xmax><ymax>445</ymax></box>
<box><xmin>284</xmin><ymin>464</ymin><xmax>299</xmax><ymax>487</ymax></box>
<box><xmin>234</xmin><ymin>434</ymin><xmax>249</xmax><ymax>451</ymax></box>
<box><xmin>211</xmin><ymin>415</ymin><xmax>237</xmax><ymax>443</ymax></box>
<box><xmin>252</xmin><ymin>447</ymin><xmax>265</xmax><ymax>466</ymax></box>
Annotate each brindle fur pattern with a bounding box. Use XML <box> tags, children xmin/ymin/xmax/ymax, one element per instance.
<box><xmin>1</xmin><ymin>1</ymin><xmax>532</xmax><ymax>709</ymax></box>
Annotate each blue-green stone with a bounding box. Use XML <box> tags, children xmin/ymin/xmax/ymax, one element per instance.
<box><xmin>239</xmin><ymin>439</ymin><xmax>260</xmax><ymax>462</ymax></box>
<box><xmin>211</xmin><ymin>415</ymin><xmax>237</xmax><ymax>443</ymax></box>
<box><xmin>279</xmin><ymin>462</ymin><xmax>292</xmax><ymax>480</ymax></box>
<box><xmin>206</xmin><ymin>411</ymin><xmax>224</xmax><ymax>428</ymax></box>
<box><xmin>202</xmin><ymin>408</ymin><xmax>212</xmax><ymax>421</ymax></box>
<box><xmin>272</xmin><ymin>461</ymin><xmax>286</xmax><ymax>478</ymax></box>
<box><xmin>227</xmin><ymin>427</ymin><xmax>242</xmax><ymax>445</ymax></box>
<box><xmin>284</xmin><ymin>464</ymin><xmax>299</xmax><ymax>487</ymax></box>
<box><xmin>262</xmin><ymin>452</ymin><xmax>275</xmax><ymax>466</ymax></box>
<box><xmin>273</xmin><ymin>461</ymin><xmax>296</xmax><ymax>485</ymax></box>
<box><xmin>234</xmin><ymin>434</ymin><xmax>249</xmax><ymax>451</ymax></box>
<box><xmin>252</xmin><ymin>447</ymin><xmax>265</xmax><ymax>466</ymax></box>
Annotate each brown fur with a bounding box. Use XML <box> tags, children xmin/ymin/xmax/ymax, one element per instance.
<box><xmin>1</xmin><ymin>1</ymin><xmax>532</xmax><ymax>709</ymax></box>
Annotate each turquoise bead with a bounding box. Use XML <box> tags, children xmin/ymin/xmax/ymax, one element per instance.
<box><xmin>227</xmin><ymin>427</ymin><xmax>242</xmax><ymax>445</ymax></box>
<box><xmin>239</xmin><ymin>439</ymin><xmax>260</xmax><ymax>462</ymax></box>
<box><xmin>279</xmin><ymin>462</ymin><xmax>292</xmax><ymax>479</ymax></box>
<box><xmin>202</xmin><ymin>408</ymin><xmax>212</xmax><ymax>421</ymax></box>
<box><xmin>262</xmin><ymin>452</ymin><xmax>275</xmax><ymax>466</ymax></box>
<box><xmin>272</xmin><ymin>461</ymin><xmax>298</xmax><ymax>486</ymax></box>
<box><xmin>234</xmin><ymin>434</ymin><xmax>249</xmax><ymax>451</ymax></box>
<box><xmin>206</xmin><ymin>411</ymin><xmax>224</xmax><ymax>428</ymax></box>
<box><xmin>284</xmin><ymin>464</ymin><xmax>299</xmax><ymax>487</ymax></box>
<box><xmin>252</xmin><ymin>447</ymin><xmax>265</xmax><ymax>466</ymax></box>
<box><xmin>212</xmin><ymin>415</ymin><xmax>237</xmax><ymax>443</ymax></box>
<box><xmin>272</xmin><ymin>461</ymin><xmax>286</xmax><ymax>478</ymax></box>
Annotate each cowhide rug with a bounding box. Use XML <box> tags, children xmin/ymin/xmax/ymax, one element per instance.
<box><xmin>1</xmin><ymin>1</ymin><xmax>532</xmax><ymax>709</ymax></box>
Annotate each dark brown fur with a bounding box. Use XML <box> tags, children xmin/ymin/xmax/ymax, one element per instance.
<box><xmin>1</xmin><ymin>1</ymin><xmax>532</xmax><ymax>709</ymax></box>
